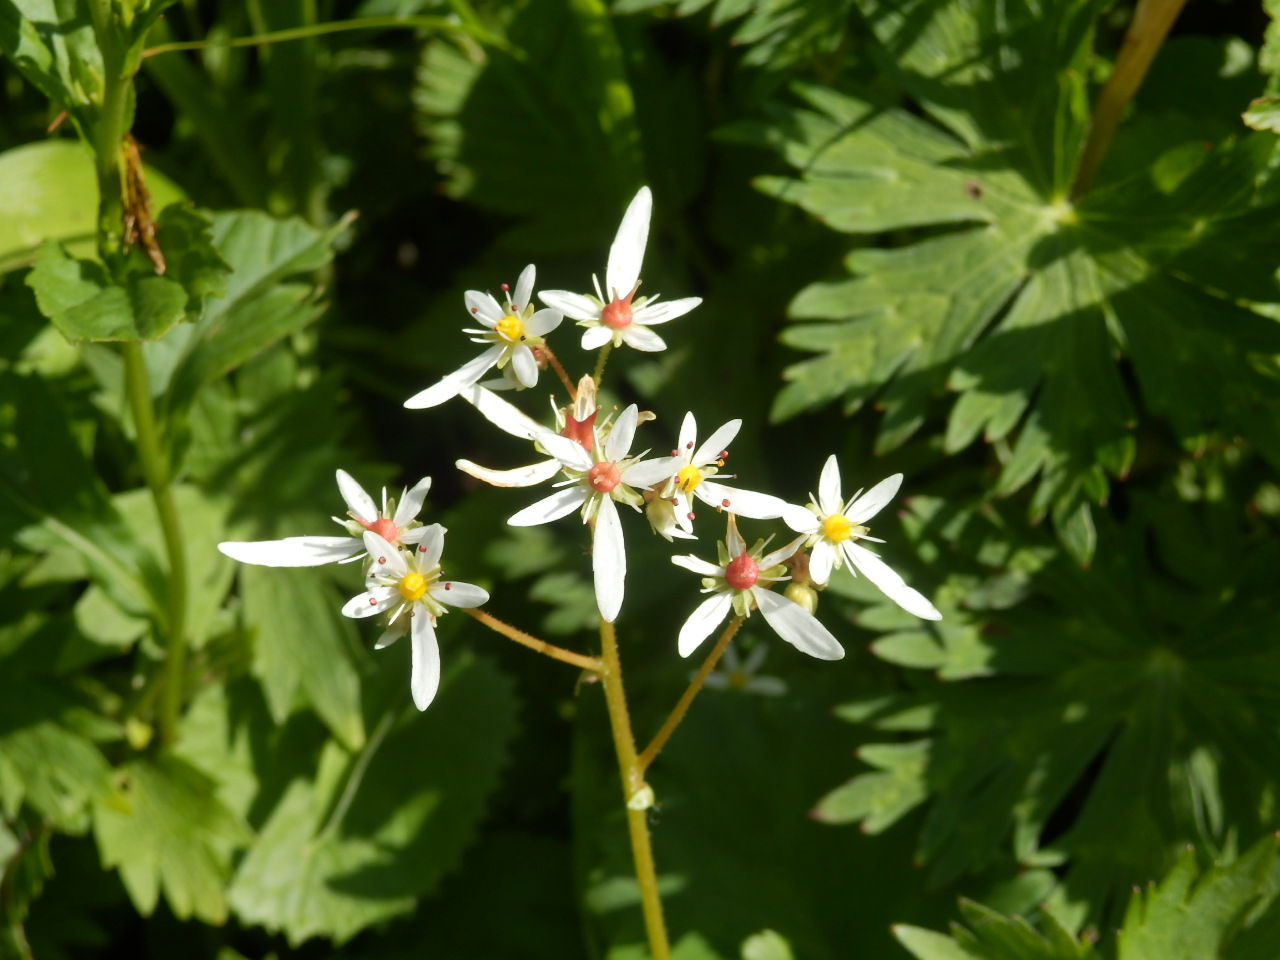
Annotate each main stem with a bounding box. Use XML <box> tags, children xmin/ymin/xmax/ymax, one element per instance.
<box><xmin>1071</xmin><ymin>0</ymin><xmax>1189</xmax><ymax>198</ymax></box>
<box><xmin>598</xmin><ymin>618</ymin><xmax>670</xmax><ymax>960</ymax></box>
<box><xmin>124</xmin><ymin>343</ymin><xmax>188</xmax><ymax>748</ymax></box>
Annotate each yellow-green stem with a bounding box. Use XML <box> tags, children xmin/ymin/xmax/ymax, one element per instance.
<box><xmin>124</xmin><ymin>342</ymin><xmax>188</xmax><ymax>748</ymax></box>
<box><xmin>592</xmin><ymin>342</ymin><xmax>613</xmax><ymax>387</ymax></box>
<box><xmin>467</xmin><ymin>608</ymin><xmax>603</xmax><ymax>673</ymax></box>
<box><xmin>599</xmin><ymin>618</ymin><xmax>670</xmax><ymax>960</ymax></box>
<box><xmin>637</xmin><ymin>616</ymin><xmax>743</xmax><ymax>773</ymax></box>
<box><xmin>1071</xmin><ymin>0</ymin><xmax>1189</xmax><ymax>198</ymax></box>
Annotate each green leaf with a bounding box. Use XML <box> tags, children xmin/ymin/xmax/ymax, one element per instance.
<box><xmin>25</xmin><ymin>242</ymin><xmax>190</xmax><ymax>342</ymax></box>
<box><xmin>91</xmin><ymin>756</ymin><xmax>252</xmax><ymax>924</ymax></box>
<box><xmin>0</xmin><ymin>140</ymin><xmax>185</xmax><ymax>274</ymax></box>
<box><xmin>895</xmin><ymin>901</ymin><xmax>1094</xmax><ymax>960</ymax></box>
<box><xmin>226</xmin><ymin>654</ymin><xmax>517</xmax><ymax>945</ymax></box>
<box><xmin>0</xmin><ymin>0</ymin><xmax>104</xmax><ymax>135</ymax></box>
<box><xmin>742</xmin><ymin>929</ymin><xmax>797</xmax><ymax>960</ymax></box>
<box><xmin>162</xmin><ymin>209</ymin><xmax>349</xmax><ymax>416</ymax></box>
<box><xmin>758</xmin><ymin>3</ymin><xmax>1280</xmax><ymax>562</ymax></box>
<box><xmin>1243</xmin><ymin>96</ymin><xmax>1280</xmax><ymax>132</ymax></box>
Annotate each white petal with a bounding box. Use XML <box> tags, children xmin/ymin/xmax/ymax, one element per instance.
<box><xmin>431</xmin><ymin>580</ymin><xmax>489</xmax><ymax>608</ymax></box>
<box><xmin>754</xmin><ymin>589</ymin><xmax>845</xmax><ymax>660</ymax></box>
<box><xmin>412</xmin><ymin>524</ymin><xmax>446</xmax><ymax>570</ymax></box>
<box><xmin>508</xmin><ymin>487</ymin><xmax>587</xmax><ymax>526</ymax></box>
<box><xmin>620</xmin><ymin>325</ymin><xmax>666</xmax><ymax>352</ymax></box>
<box><xmin>581</xmin><ymin>325</ymin><xmax>614</xmax><ymax>351</ymax></box>
<box><xmin>464</xmin><ymin>289</ymin><xmax>505</xmax><ymax>324</ymax></box>
<box><xmin>540</xmin><ymin>289</ymin><xmax>601</xmax><ymax>322</ymax></box>
<box><xmin>678</xmin><ymin>592</ymin><xmax>733</xmax><ymax>657</ymax></box>
<box><xmin>846</xmin><ymin>473</ymin><xmax>903</xmax><ymax>523</ymax></box>
<box><xmin>404</xmin><ymin>346</ymin><xmax>504</xmax><ymax>409</ymax></box>
<box><xmin>336</xmin><ymin>469</ymin><xmax>378</xmax><ymax>522</ymax></box>
<box><xmin>409</xmin><ymin>611</ymin><xmax>442</xmax><ymax>710</ymax></box>
<box><xmin>606</xmin><ymin>405</ymin><xmax>639</xmax><ymax>462</ymax></box>
<box><xmin>606</xmin><ymin>186</ymin><xmax>651</xmax><ymax>299</ymax></box>
<box><xmin>525</xmin><ymin>307</ymin><xmax>563</xmax><ymax>337</ymax></box>
<box><xmin>781</xmin><ymin>503</ymin><xmax>820</xmax><ymax>534</ymax></box>
<box><xmin>697</xmin><ymin>482</ymin><xmax>788</xmax><ymax>520</ymax></box>
<box><xmin>342</xmin><ymin>586</ymin><xmax>398</xmax><ymax>618</ymax></box>
<box><xmin>593</xmin><ymin>498</ymin><xmax>626</xmax><ymax>622</ymax></box>
<box><xmin>758</xmin><ymin>534</ymin><xmax>806</xmax><ymax>569</ymax></box>
<box><xmin>393</xmin><ymin>476</ymin><xmax>432</xmax><ymax>527</ymax></box>
<box><xmin>218</xmin><ymin>536</ymin><xmax>359</xmax><ymax>567</ymax></box>
<box><xmin>634</xmin><ymin>296</ymin><xmax>701</xmax><ymax>325</ymax></box>
<box><xmin>693</xmin><ymin>419</ymin><xmax>740</xmax><ymax>466</ymax></box>
<box><xmin>511</xmin><ymin>344</ymin><xmax>539</xmax><ymax>388</ymax></box>
<box><xmin>808</xmin><ymin>540</ymin><xmax>837</xmax><ymax>586</ymax></box>
<box><xmin>540</xmin><ymin>433</ymin><xmax>595</xmax><ymax>472</ymax></box>
<box><xmin>671</xmin><ymin>554</ymin><xmax>721</xmax><ymax>577</ymax></box>
<box><xmin>843</xmin><ymin>542</ymin><xmax>941</xmax><ymax>620</ymax></box>
<box><xmin>677</xmin><ymin>412</ymin><xmax>697</xmax><ymax>458</ymax></box>
<box><xmin>461</xmin><ymin>384</ymin><xmax>547</xmax><ymax>440</ymax></box>
<box><xmin>363</xmin><ymin>531</ymin><xmax>409</xmax><ymax>577</ymax></box>
<box><xmin>456</xmin><ymin>458</ymin><xmax>562</xmax><ymax>488</ymax></box>
<box><xmin>817</xmin><ymin>455</ymin><xmax>843</xmax><ymax>514</ymax></box>
<box><xmin>622</xmin><ymin>455</ymin><xmax>679</xmax><ymax>489</ymax></box>
<box><xmin>374</xmin><ymin>627</ymin><xmax>402</xmax><ymax>649</ymax></box>
<box><xmin>513</xmin><ymin>264</ymin><xmax>536</xmax><ymax>310</ymax></box>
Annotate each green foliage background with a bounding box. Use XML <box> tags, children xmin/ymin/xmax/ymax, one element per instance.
<box><xmin>3</xmin><ymin>0</ymin><xmax>1280</xmax><ymax>957</ymax></box>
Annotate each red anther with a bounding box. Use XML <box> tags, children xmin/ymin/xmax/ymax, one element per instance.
<box><xmin>501</xmin><ymin>283</ymin><xmax>510</xmax><ymax>292</ymax></box>
<box><xmin>719</xmin><ymin>450</ymin><xmax>729</xmax><ymax>459</ymax></box>
<box><xmin>725</xmin><ymin>553</ymin><xmax>760</xmax><ymax>590</ymax></box>
<box><xmin>670</xmin><ymin>497</ymin><xmax>679</xmax><ymax>505</ymax></box>
<box><xmin>686</xmin><ymin>441</ymin><xmax>694</xmax><ymax>449</ymax></box>
<box><xmin>444</xmin><ymin>582</ymin><xmax>452</xmax><ymax>590</ymax></box>
<box><xmin>670</xmin><ymin>449</ymin><xmax>678</xmax><ymax>456</ymax></box>
<box><xmin>368</xmin><ymin>597</ymin><xmax>378</xmax><ymax>606</ymax></box>
<box><xmin>588</xmin><ymin>461</ymin><xmax>622</xmax><ymax>492</ymax></box>
<box><xmin>419</xmin><ymin>545</ymin><xmax>427</xmax><ymax>552</ymax></box>
<box><xmin>378</xmin><ymin>556</ymin><xmax>387</xmax><ymax>564</ymax></box>
<box><xmin>687</xmin><ymin>512</ymin><xmax>696</xmax><ymax>521</ymax></box>
<box><xmin>471</xmin><ymin>306</ymin><xmax>479</xmax><ymax>313</ymax></box>
<box><xmin>721</xmin><ymin>499</ymin><xmax>731</xmax><ymax>508</ymax></box>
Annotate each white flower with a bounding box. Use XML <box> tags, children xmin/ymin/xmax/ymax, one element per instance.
<box><xmin>405</xmin><ymin>264</ymin><xmax>563</xmax><ymax>409</ymax></box>
<box><xmin>539</xmin><ymin>187</ymin><xmax>701</xmax><ymax>353</ymax></box>
<box><xmin>218</xmin><ymin>470</ymin><xmax>432</xmax><ymax>567</ymax></box>
<box><xmin>654</xmin><ymin>412</ymin><xmax>789</xmax><ymax>538</ymax></box>
<box><xmin>701</xmin><ymin>644</ymin><xmax>787</xmax><ymax>696</ymax></box>
<box><xmin>672</xmin><ymin>515</ymin><xmax>845</xmax><ymax>661</ymax></box>
<box><xmin>340</xmin><ymin>528</ymin><xmax>489</xmax><ymax>710</ymax></box>
<box><xmin>506</xmin><ymin>404</ymin><xmax>675</xmax><ymax>622</ymax></box>
<box><xmin>781</xmin><ymin>455</ymin><xmax>941</xmax><ymax>621</ymax></box>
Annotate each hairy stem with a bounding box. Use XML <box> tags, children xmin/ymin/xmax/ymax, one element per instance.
<box><xmin>598</xmin><ymin>618</ymin><xmax>670</xmax><ymax>960</ymax></box>
<box><xmin>538</xmin><ymin>344</ymin><xmax>578</xmax><ymax>400</ymax></box>
<box><xmin>1071</xmin><ymin>0</ymin><xmax>1189</xmax><ymax>198</ymax></box>
<box><xmin>637</xmin><ymin>616</ymin><xmax>743</xmax><ymax>773</ymax></box>
<box><xmin>466</xmin><ymin>608</ymin><xmax>603</xmax><ymax>673</ymax></box>
<box><xmin>592</xmin><ymin>342</ymin><xmax>613</xmax><ymax>387</ymax></box>
<box><xmin>123</xmin><ymin>343</ymin><xmax>188</xmax><ymax>749</ymax></box>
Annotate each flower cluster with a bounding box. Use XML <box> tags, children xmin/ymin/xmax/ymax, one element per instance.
<box><xmin>219</xmin><ymin>185</ymin><xmax>942</xmax><ymax>711</ymax></box>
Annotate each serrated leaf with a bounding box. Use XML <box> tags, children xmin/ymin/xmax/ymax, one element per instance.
<box><xmin>227</xmin><ymin>654</ymin><xmax>517</xmax><ymax>945</ymax></box>
<box><xmin>239</xmin><ymin>566</ymin><xmax>365</xmax><ymax>750</ymax></box>
<box><xmin>0</xmin><ymin>0</ymin><xmax>103</xmax><ymax>136</ymax></box>
<box><xmin>92</xmin><ymin>756</ymin><xmax>252</xmax><ymax>924</ymax></box>
<box><xmin>762</xmin><ymin>4</ymin><xmax>1280</xmax><ymax>563</ymax></box>
<box><xmin>896</xmin><ymin>901</ymin><xmax>1094</xmax><ymax>960</ymax></box>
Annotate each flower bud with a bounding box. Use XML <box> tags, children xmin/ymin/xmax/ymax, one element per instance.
<box><xmin>784</xmin><ymin>582</ymin><xmax>819</xmax><ymax>615</ymax></box>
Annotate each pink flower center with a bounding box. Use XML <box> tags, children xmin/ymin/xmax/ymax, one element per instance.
<box><xmin>601</xmin><ymin>286</ymin><xmax>638</xmax><ymax>330</ymax></box>
<box><xmin>725</xmin><ymin>554</ymin><xmax>759</xmax><ymax>591</ymax></box>
<box><xmin>361</xmin><ymin>517</ymin><xmax>399</xmax><ymax>542</ymax></box>
<box><xmin>588</xmin><ymin>462</ymin><xmax>622</xmax><ymax>492</ymax></box>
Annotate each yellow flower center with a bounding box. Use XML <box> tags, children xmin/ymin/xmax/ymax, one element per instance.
<box><xmin>676</xmin><ymin>464</ymin><xmax>703</xmax><ymax>492</ymax></box>
<box><xmin>728</xmin><ymin>670</ymin><xmax>749</xmax><ymax>691</ymax></box>
<box><xmin>398</xmin><ymin>572</ymin><xmax>428</xmax><ymax>602</ymax></box>
<box><xmin>822</xmin><ymin>513</ymin><xmax>855</xmax><ymax>542</ymax></box>
<box><xmin>496</xmin><ymin>314</ymin><xmax>524</xmax><ymax>342</ymax></box>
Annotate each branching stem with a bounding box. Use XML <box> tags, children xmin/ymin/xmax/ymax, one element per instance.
<box><xmin>466</xmin><ymin>608</ymin><xmax>603</xmax><ymax>673</ymax></box>
<box><xmin>1071</xmin><ymin>0</ymin><xmax>1189</xmax><ymax>198</ymax></box>
<box><xmin>637</xmin><ymin>615</ymin><xmax>743</xmax><ymax>773</ymax></box>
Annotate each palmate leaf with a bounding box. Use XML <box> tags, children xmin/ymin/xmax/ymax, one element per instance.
<box><xmin>894</xmin><ymin>836</ymin><xmax>1280</xmax><ymax>960</ymax></box>
<box><xmin>752</xmin><ymin>0</ymin><xmax>1280</xmax><ymax>563</ymax></box>
<box><xmin>815</xmin><ymin>493</ymin><xmax>1280</xmax><ymax>931</ymax></box>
